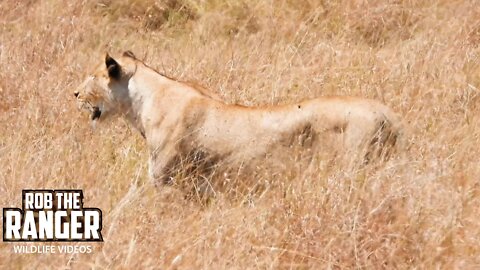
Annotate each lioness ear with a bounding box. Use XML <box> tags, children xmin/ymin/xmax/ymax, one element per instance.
<box><xmin>123</xmin><ymin>50</ymin><xmax>136</xmax><ymax>59</ymax></box>
<box><xmin>105</xmin><ymin>53</ymin><xmax>121</xmax><ymax>79</ymax></box>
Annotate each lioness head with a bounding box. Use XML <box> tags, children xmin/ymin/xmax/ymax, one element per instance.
<box><xmin>74</xmin><ymin>51</ymin><xmax>136</xmax><ymax>121</ymax></box>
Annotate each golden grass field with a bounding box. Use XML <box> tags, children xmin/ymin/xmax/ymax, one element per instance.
<box><xmin>1</xmin><ymin>0</ymin><xmax>480</xmax><ymax>268</ymax></box>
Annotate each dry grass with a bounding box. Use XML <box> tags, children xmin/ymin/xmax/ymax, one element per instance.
<box><xmin>1</xmin><ymin>0</ymin><xmax>480</xmax><ymax>268</ymax></box>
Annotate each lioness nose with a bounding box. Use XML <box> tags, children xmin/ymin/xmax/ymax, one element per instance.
<box><xmin>74</xmin><ymin>91</ymin><xmax>79</xmax><ymax>98</ymax></box>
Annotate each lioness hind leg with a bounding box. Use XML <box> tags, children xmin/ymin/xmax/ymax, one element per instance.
<box><xmin>340</xmin><ymin>117</ymin><xmax>394</xmax><ymax>167</ymax></box>
<box><xmin>364</xmin><ymin>119</ymin><xmax>400</xmax><ymax>163</ymax></box>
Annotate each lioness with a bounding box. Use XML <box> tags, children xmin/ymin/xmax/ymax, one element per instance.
<box><xmin>74</xmin><ymin>51</ymin><xmax>403</xmax><ymax>185</ymax></box>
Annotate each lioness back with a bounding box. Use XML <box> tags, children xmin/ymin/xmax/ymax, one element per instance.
<box><xmin>178</xmin><ymin>95</ymin><xmax>402</xmax><ymax>165</ymax></box>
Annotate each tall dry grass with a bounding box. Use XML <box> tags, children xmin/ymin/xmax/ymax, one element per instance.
<box><xmin>1</xmin><ymin>0</ymin><xmax>480</xmax><ymax>268</ymax></box>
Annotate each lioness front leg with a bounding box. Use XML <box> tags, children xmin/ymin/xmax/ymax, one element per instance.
<box><xmin>148</xmin><ymin>147</ymin><xmax>179</xmax><ymax>187</ymax></box>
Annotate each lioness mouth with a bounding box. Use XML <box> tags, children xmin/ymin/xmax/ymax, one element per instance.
<box><xmin>91</xmin><ymin>106</ymin><xmax>101</xmax><ymax>120</ymax></box>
